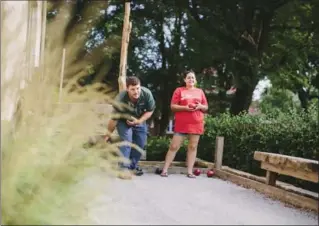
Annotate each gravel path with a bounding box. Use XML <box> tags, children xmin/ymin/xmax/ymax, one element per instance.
<box><xmin>89</xmin><ymin>173</ymin><xmax>318</xmax><ymax>225</ymax></box>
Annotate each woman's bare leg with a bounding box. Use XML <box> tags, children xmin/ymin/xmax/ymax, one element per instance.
<box><xmin>161</xmin><ymin>134</ymin><xmax>185</xmax><ymax>174</ymax></box>
<box><xmin>186</xmin><ymin>134</ymin><xmax>200</xmax><ymax>175</ymax></box>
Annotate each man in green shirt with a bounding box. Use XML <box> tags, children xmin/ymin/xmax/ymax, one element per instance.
<box><xmin>105</xmin><ymin>76</ymin><xmax>155</xmax><ymax>179</ymax></box>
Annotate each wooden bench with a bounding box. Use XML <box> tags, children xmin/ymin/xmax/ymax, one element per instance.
<box><xmin>254</xmin><ymin>151</ymin><xmax>319</xmax><ymax>186</ymax></box>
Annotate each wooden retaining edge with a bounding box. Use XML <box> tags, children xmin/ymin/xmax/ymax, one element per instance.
<box><xmin>140</xmin><ymin>158</ymin><xmax>214</xmax><ymax>168</ymax></box>
<box><xmin>140</xmin><ymin>161</ymin><xmax>318</xmax><ymax>200</ymax></box>
<box><xmin>139</xmin><ymin>160</ymin><xmax>318</xmax><ymax>212</ymax></box>
<box><xmin>221</xmin><ymin>166</ymin><xmax>318</xmax><ymax>200</ymax></box>
<box><xmin>141</xmin><ymin>166</ymin><xmax>210</xmax><ymax>174</ymax></box>
<box><xmin>214</xmin><ymin>169</ymin><xmax>318</xmax><ymax>213</ymax></box>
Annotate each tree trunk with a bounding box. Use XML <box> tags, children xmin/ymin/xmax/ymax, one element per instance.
<box><xmin>297</xmin><ymin>88</ymin><xmax>309</xmax><ymax>113</ymax></box>
<box><xmin>158</xmin><ymin>6</ymin><xmax>183</xmax><ymax>135</ymax></box>
<box><xmin>230</xmin><ymin>63</ymin><xmax>258</xmax><ymax>115</ymax></box>
<box><xmin>230</xmin><ymin>84</ymin><xmax>257</xmax><ymax>115</ymax></box>
<box><xmin>159</xmin><ymin>88</ymin><xmax>171</xmax><ymax>135</ymax></box>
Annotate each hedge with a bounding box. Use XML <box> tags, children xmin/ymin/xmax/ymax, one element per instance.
<box><xmin>145</xmin><ymin>106</ymin><xmax>318</xmax><ymax>192</ymax></box>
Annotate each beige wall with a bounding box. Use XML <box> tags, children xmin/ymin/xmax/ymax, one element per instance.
<box><xmin>1</xmin><ymin>1</ymin><xmax>44</xmax><ymax>121</ymax></box>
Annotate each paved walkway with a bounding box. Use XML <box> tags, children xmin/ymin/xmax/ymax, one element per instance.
<box><xmin>89</xmin><ymin>173</ymin><xmax>318</xmax><ymax>225</ymax></box>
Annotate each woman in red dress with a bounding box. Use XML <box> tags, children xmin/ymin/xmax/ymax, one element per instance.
<box><xmin>160</xmin><ymin>70</ymin><xmax>208</xmax><ymax>178</ymax></box>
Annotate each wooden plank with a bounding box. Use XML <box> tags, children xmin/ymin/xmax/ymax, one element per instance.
<box><xmin>261</xmin><ymin>161</ymin><xmax>318</xmax><ymax>183</ymax></box>
<box><xmin>195</xmin><ymin>158</ymin><xmax>215</xmax><ymax>168</ymax></box>
<box><xmin>139</xmin><ymin>161</ymin><xmax>185</xmax><ymax>167</ymax></box>
<box><xmin>214</xmin><ymin>169</ymin><xmax>318</xmax><ymax>213</ymax></box>
<box><xmin>221</xmin><ymin>166</ymin><xmax>318</xmax><ymax>200</ymax></box>
<box><xmin>139</xmin><ymin>160</ymin><xmax>214</xmax><ymax>168</ymax></box>
<box><xmin>254</xmin><ymin>151</ymin><xmax>318</xmax><ymax>174</ymax></box>
<box><xmin>141</xmin><ymin>165</ymin><xmax>211</xmax><ymax>175</ymax></box>
<box><xmin>214</xmin><ymin>136</ymin><xmax>224</xmax><ymax>170</ymax></box>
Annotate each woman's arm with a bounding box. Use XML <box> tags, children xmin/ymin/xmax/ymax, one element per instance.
<box><xmin>197</xmin><ymin>89</ymin><xmax>209</xmax><ymax>112</ymax></box>
<box><xmin>171</xmin><ymin>104</ymin><xmax>188</xmax><ymax>112</ymax></box>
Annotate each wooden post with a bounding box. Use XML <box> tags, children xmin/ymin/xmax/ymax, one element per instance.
<box><xmin>26</xmin><ymin>1</ymin><xmax>35</xmax><ymax>79</ymax></box>
<box><xmin>214</xmin><ymin>136</ymin><xmax>224</xmax><ymax>170</ymax></box>
<box><xmin>34</xmin><ymin>1</ymin><xmax>42</xmax><ymax>68</ymax></box>
<box><xmin>118</xmin><ymin>1</ymin><xmax>132</xmax><ymax>92</ymax></box>
<box><xmin>59</xmin><ymin>48</ymin><xmax>66</xmax><ymax>103</ymax></box>
<box><xmin>25</xmin><ymin>0</ymin><xmax>45</xmax><ymax>78</ymax></box>
<box><xmin>266</xmin><ymin>171</ymin><xmax>278</xmax><ymax>186</ymax></box>
<box><xmin>40</xmin><ymin>0</ymin><xmax>47</xmax><ymax>79</ymax></box>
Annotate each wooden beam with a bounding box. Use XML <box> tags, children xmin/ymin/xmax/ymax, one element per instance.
<box><xmin>254</xmin><ymin>151</ymin><xmax>318</xmax><ymax>169</ymax></box>
<box><xmin>221</xmin><ymin>166</ymin><xmax>318</xmax><ymax>200</ymax></box>
<box><xmin>118</xmin><ymin>1</ymin><xmax>132</xmax><ymax>92</ymax></box>
<box><xmin>138</xmin><ymin>165</ymin><xmax>212</xmax><ymax>175</ymax></box>
<box><xmin>214</xmin><ymin>169</ymin><xmax>318</xmax><ymax>213</ymax></box>
<box><xmin>261</xmin><ymin>161</ymin><xmax>318</xmax><ymax>183</ymax></box>
<box><xmin>139</xmin><ymin>160</ymin><xmax>214</xmax><ymax>168</ymax></box>
<box><xmin>254</xmin><ymin>151</ymin><xmax>319</xmax><ymax>183</ymax></box>
<box><xmin>195</xmin><ymin>158</ymin><xmax>215</xmax><ymax>168</ymax></box>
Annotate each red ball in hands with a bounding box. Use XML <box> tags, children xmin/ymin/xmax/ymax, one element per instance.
<box><xmin>188</xmin><ymin>103</ymin><xmax>196</xmax><ymax>109</ymax></box>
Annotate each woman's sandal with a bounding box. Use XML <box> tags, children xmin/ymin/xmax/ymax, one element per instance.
<box><xmin>187</xmin><ymin>173</ymin><xmax>196</xmax><ymax>178</ymax></box>
<box><xmin>160</xmin><ymin>171</ymin><xmax>168</xmax><ymax>177</ymax></box>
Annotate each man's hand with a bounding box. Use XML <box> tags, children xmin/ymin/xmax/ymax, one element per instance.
<box><xmin>126</xmin><ymin>116</ymin><xmax>141</xmax><ymax>126</ymax></box>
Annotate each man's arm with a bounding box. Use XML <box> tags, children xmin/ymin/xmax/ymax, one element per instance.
<box><xmin>127</xmin><ymin>110</ymin><xmax>154</xmax><ymax>126</ymax></box>
<box><xmin>135</xmin><ymin>88</ymin><xmax>156</xmax><ymax>124</ymax></box>
<box><xmin>105</xmin><ymin>92</ymin><xmax>124</xmax><ymax>140</ymax></box>
<box><xmin>107</xmin><ymin>119</ymin><xmax>117</xmax><ymax>134</ymax></box>
<box><xmin>138</xmin><ymin>111</ymin><xmax>153</xmax><ymax>123</ymax></box>
<box><xmin>104</xmin><ymin>119</ymin><xmax>117</xmax><ymax>141</ymax></box>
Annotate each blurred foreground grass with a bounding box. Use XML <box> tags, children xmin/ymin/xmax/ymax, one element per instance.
<box><xmin>1</xmin><ymin>2</ymin><xmax>123</xmax><ymax>224</ymax></box>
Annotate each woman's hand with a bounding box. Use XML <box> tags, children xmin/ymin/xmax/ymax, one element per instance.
<box><xmin>194</xmin><ymin>103</ymin><xmax>204</xmax><ymax>110</ymax></box>
<box><xmin>194</xmin><ymin>102</ymin><xmax>208</xmax><ymax>112</ymax></box>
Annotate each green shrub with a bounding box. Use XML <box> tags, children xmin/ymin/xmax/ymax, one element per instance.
<box><xmin>146</xmin><ymin>136</ymin><xmax>188</xmax><ymax>161</ymax></box>
<box><xmin>146</xmin><ymin>104</ymin><xmax>318</xmax><ymax>192</ymax></box>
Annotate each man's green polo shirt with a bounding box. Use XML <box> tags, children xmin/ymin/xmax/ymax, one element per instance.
<box><xmin>112</xmin><ymin>86</ymin><xmax>156</xmax><ymax>120</ymax></box>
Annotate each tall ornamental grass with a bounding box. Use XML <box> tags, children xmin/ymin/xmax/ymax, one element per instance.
<box><xmin>1</xmin><ymin>1</ymin><xmax>123</xmax><ymax>224</ymax></box>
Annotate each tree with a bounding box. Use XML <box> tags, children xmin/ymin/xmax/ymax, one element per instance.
<box><xmin>264</xmin><ymin>0</ymin><xmax>319</xmax><ymax>112</ymax></box>
<box><xmin>187</xmin><ymin>0</ymin><xmax>299</xmax><ymax>115</ymax></box>
<box><xmin>259</xmin><ymin>88</ymin><xmax>300</xmax><ymax>114</ymax></box>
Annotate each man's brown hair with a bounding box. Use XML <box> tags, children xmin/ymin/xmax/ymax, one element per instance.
<box><xmin>126</xmin><ymin>76</ymin><xmax>141</xmax><ymax>87</ymax></box>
